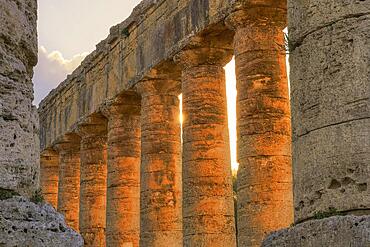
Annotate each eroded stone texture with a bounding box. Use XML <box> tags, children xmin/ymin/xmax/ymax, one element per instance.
<box><xmin>288</xmin><ymin>0</ymin><xmax>370</xmax><ymax>222</ymax></box>
<box><xmin>0</xmin><ymin>197</ymin><xmax>83</xmax><ymax>247</ymax></box>
<box><xmin>176</xmin><ymin>45</ymin><xmax>236</xmax><ymax>246</ymax></box>
<box><xmin>0</xmin><ymin>0</ymin><xmax>39</xmax><ymax>197</ymax></box>
<box><xmin>262</xmin><ymin>216</ymin><xmax>370</xmax><ymax>247</ymax></box>
<box><xmin>77</xmin><ymin>115</ymin><xmax>108</xmax><ymax>246</ymax></box>
<box><xmin>136</xmin><ymin>79</ymin><xmax>183</xmax><ymax>247</ymax></box>
<box><xmin>40</xmin><ymin>149</ymin><xmax>59</xmax><ymax>209</ymax></box>
<box><xmin>227</xmin><ymin>3</ymin><xmax>293</xmax><ymax>246</ymax></box>
<box><xmin>54</xmin><ymin>134</ymin><xmax>81</xmax><ymax>231</ymax></box>
<box><xmin>102</xmin><ymin>93</ymin><xmax>141</xmax><ymax>247</ymax></box>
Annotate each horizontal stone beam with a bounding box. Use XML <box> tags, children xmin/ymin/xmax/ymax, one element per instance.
<box><xmin>38</xmin><ymin>0</ymin><xmax>234</xmax><ymax>150</ymax></box>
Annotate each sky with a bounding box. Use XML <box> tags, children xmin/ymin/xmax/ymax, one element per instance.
<box><xmin>33</xmin><ymin>1</ymin><xmax>239</xmax><ymax>170</ymax></box>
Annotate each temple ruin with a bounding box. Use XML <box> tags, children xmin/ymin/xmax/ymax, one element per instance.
<box><xmin>1</xmin><ymin>0</ymin><xmax>369</xmax><ymax>246</ymax></box>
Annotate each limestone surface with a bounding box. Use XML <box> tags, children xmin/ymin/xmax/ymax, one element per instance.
<box><xmin>289</xmin><ymin>0</ymin><xmax>370</xmax><ymax>222</ymax></box>
<box><xmin>262</xmin><ymin>216</ymin><xmax>370</xmax><ymax>247</ymax></box>
<box><xmin>0</xmin><ymin>0</ymin><xmax>39</xmax><ymax>197</ymax></box>
<box><xmin>227</xmin><ymin>4</ymin><xmax>293</xmax><ymax>247</ymax></box>
<box><xmin>0</xmin><ymin>196</ymin><xmax>83</xmax><ymax>247</ymax></box>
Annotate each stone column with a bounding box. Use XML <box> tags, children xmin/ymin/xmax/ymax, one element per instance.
<box><xmin>40</xmin><ymin>149</ymin><xmax>59</xmax><ymax>209</ymax></box>
<box><xmin>288</xmin><ymin>0</ymin><xmax>370</xmax><ymax>223</ymax></box>
<box><xmin>77</xmin><ymin>115</ymin><xmax>108</xmax><ymax>246</ymax></box>
<box><xmin>54</xmin><ymin>134</ymin><xmax>81</xmax><ymax>231</ymax></box>
<box><xmin>102</xmin><ymin>93</ymin><xmax>141</xmax><ymax>247</ymax></box>
<box><xmin>175</xmin><ymin>46</ymin><xmax>236</xmax><ymax>246</ymax></box>
<box><xmin>262</xmin><ymin>1</ymin><xmax>370</xmax><ymax>246</ymax></box>
<box><xmin>136</xmin><ymin>79</ymin><xmax>182</xmax><ymax>247</ymax></box>
<box><xmin>227</xmin><ymin>4</ymin><xmax>293</xmax><ymax>247</ymax></box>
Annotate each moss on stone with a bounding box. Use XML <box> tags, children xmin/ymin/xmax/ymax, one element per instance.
<box><xmin>0</xmin><ymin>188</ymin><xmax>20</xmax><ymax>200</ymax></box>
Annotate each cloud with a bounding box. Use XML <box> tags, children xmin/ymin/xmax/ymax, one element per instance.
<box><xmin>33</xmin><ymin>46</ymin><xmax>88</xmax><ymax>105</ymax></box>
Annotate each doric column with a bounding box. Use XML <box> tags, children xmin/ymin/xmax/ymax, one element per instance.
<box><xmin>102</xmin><ymin>93</ymin><xmax>141</xmax><ymax>247</ymax></box>
<box><xmin>136</xmin><ymin>78</ymin><xmax>182</xmax><ymax>247</ymax></box>
<box><xmin>227</xmin><ymin>4</ymin><xmax>293</xmax><ymax>247</ymax></box>
<box><xmin>40</xmin><ymin>149</ymin><xmax>59</xmax><ymax>209</ymax></box>
<box><xmin>288</xmin><ymin>0</ymin><xmax>370</xmax><ymax>223</ymax></box>
<box><xmin>77</xmin><ymin>115</ymin><xmax>108</xmax><ymax>246</ymax></box>
<box><xmin>175</xmin><ymin>45</ymin><xmax>236</xmax><ymax>246</ymax></box>
<box><xmin>54</xmin><ymin>134</ymin><xmax>81</xmax><ymax>231</ymax></box>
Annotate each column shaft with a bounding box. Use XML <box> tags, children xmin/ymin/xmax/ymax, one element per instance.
<box><xmin>138</xmin><ymin>80</ymin><xmax>182</xmax><ymax>247</ymax></box>
<box><xmin>105</xmin><ymin>94</ymin><xmax>141</xmax><ymax>247</ymax></box>
<box><xmin>55</xmin><ymin>136</ymin><xmax>81</xmax><ymax>231</ymax></box>
<box><xmin>40</xmin><ymin>149</ymin><xmax>59</xmax><ymax>209</ymax></box>
<box><xmin>182</xmin><ymin>61</ymin><xmax>236</xmax><ymax>246</ymax></box>
<box><xmin>229</xmin><ymin>8</ymin><xmax>293</xmax><ymax>247</ymax></box>
<box><xmin>78</xmin><ymin>117</ymin><xmax>108</xmax><ymax>246</ymax></box>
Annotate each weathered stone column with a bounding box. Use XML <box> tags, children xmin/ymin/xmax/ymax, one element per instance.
<box><xmin>54</xmin><ymin>134</ymin><xmax>81</xmax><ymax>231</ymax></box>
<box><xmin>102</xmin><ymin>93</ymin><xmax>141</xmax><ymax>247</ymax></box>
<box><xmin>262</xmin><ymin>1</ymin><xmax>370</xmax><ymax>246</ymax></box>
<box><xmin>175</xmin><ymin>45</ymin><xmax>236</xmax><ymax>246</ymax></box>
<box><xmin>136</xmin><ymin>78</ymin><xmax>182</xmax><ymax>247</ymax></box>
<box><xmin>77</xmin><ymin>115</ymin><xmax>108</xmax><ymax>246</ymax></box>
<box><xmin>227</xmin><ymin>3</ymin><xmax>293</xmax><ymax>246</ymax></box>
<box><xmin>40</xmin><ymin>149</ymin><xmax>59</xmax><ymax>209</ymax></box>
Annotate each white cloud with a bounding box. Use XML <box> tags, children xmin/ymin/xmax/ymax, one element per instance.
<box><xmin>33</xmin><ymin>46</ymin><xmax>88</xmax><ymax>105</ymax></box>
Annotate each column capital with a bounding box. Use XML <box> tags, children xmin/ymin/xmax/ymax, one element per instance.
<box><xmin>226</xmin><ymin>6</ymin><xmax>287</xmax><ymax>30</ymax></box>
<box><xmin>53</xmin><ymin>133</ymin><xmax>81</xmax><ymax>153</ymax></box>
<box><xmin>40</xmin><ymin>148</ymin><xmax>58</xmax><ymax>157</ymax></box>
<box><xmin>100</xmin><ymin>92</ymin><xmax>141</xmax><ymax>120</ymax></box>
<box><xmin>75</xmin><ymin>114</ymin><xmax>108</xmax><ymax>138</ymax></box>
<box><xmin>174</xmin><ymin>43</ymin><xmax>232</xmax><ymax>70</ymax></box>
<box><xmin>135</xmin><ymin>78</ymin><xmax>180</xmax><ymax>97</ymax></box>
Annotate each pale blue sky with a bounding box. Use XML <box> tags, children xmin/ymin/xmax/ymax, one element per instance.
<box><xmin>33</xmin><ymin>0</ymin><xmax>141</xmax><ymax>104</ymax></box>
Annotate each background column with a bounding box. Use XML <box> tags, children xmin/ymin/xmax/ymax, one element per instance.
<box><xmin>176</xmin><ymin>46</ymin><xmax>236</xmax><ymax>247</ymax></box>
<box><xmin>77</xmin><ymin>115</ymin><xmax>108</xmax><ymax>247</ymax></box>
<box><xmin>103</xmin><ymin>93</ymin><xmax>141</xmax><ymax>247</ymax></box>
<box><xmin>136</xmin><ymin>79</ymin><xmax>182</xmax><ymax>247</ymax></box>
<box><xmin>40</xmin><ymin>149</ymin><xmax>59</xmax><ymax>209</ymax></box>
<box><xmin>227</xmin><ymin>4</ymin><xmax>293</xmax><ymax>246</ymax></box>
<box><xmin>54</xmin><ymin>134</ymin><xmax>81</xmax><ymax>231</ymax></box>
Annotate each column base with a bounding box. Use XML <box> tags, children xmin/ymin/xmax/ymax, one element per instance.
<box><xmin>262</xmin><ymin>215</ymin><xmax>370</xmax><ymax>247</ymax></box>
<box><xmin>0</xmin><ymin>196</ymin><xmax>83</xmax><ymax>246</ymax></box>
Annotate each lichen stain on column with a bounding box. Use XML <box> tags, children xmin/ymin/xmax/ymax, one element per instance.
<box><xmin>77</xmin><ymin>114</ymin><xmax>108</xmax><ymax>247</ymax></box>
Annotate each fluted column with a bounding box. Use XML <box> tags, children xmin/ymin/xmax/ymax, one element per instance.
<box><xmin>40</xmin><ymin>149</ymin><xmax>59</xmax><ymax>209</ymax></box>
<box><xmin>77</xmin><ymin>115</ymin><xmax>108</xmax><ymax>247</ymax></box>
<box><xmin>102</xmin><ymin>93</ymin><xmax>141</xmax><ymax>247</ymax></box>
<box><xmin>227</xmin><ymin>4</ymin><xmax>293</xmax><ymax>247</ymax></box>
<box><xmin>175</xmin><ymin>46</ymin><xmax>236</xmax><ymax>246</ymax></box>
<box><xmin>136</xmin><ymin>79</ymin><xmax>182</xmax><ymax>247</ymax></box>
<box><xmin>54</xmin><ymin>134</ymin><xmax>81</xmax><ymax>231</ymax></box>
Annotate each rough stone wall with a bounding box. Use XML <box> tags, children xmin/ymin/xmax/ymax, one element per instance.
<box><xmin>289</xmin><ymin>0</ymin><xmax>370</xmax><ymax>222</ymax></box>
<box><xmin>0</xmin><ymin>0</ymin><xmax>39</xmax><ymax>197</ymax></box>
<box><xmin>262</xmin><ymin>0</ymin><xmax>370</xmax><ymax>246</ymax></box>
<box><xmin>38</xmin><ymin>0</ymin><xmax>234</xmax><ymax>149</ymax></box>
